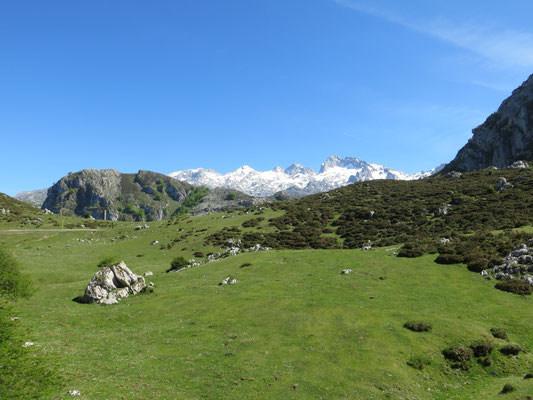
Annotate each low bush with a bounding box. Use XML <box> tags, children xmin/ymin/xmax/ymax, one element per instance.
<box><xmin>406</xmin><ymin>356</ymin><xmax>431</xmax><ymax>370</ymax></box>
<box><xmin>495</xmin><ymin>280</ymin><xmax>533</xmax><ymax>295</ymax></box>
<box><xmin>193</xmin><ymin>251</ymin><xmax>204</xmax><ymax>258</ymax></box>
<box><xmin>240</xmin><ymin>263</ymin><xmax>252</xmax><ymax>268</ymax></box>
<box><xmin>500</xmin><ymin>344</ymin><xmax>523</xmax><ymax>356</ymax></box>
<box><xmin>167</xmin><ymin>256</ymin><xmax>189</xmax><ymax>272</ymax></box>
<box><xmin>499</xmin><ymin>383</ymin><xmax>515</xmax><ymax>394</ymax></box>
<box><xmin>442</xmin><ymin>346</ymin><xmax>473</xmax><ymax>363</ymax></box>
<box><xmin>491</xmin><ymin>327</ymin><xmax>508</xmax><ymax>340</ymax></box>
<box><xmin>477</xmin><ymin>357</ymin><xmax>492</xmax><ymax>367</ymax></box>
<box><xmin>397</xmin><ymin>247</ymin><xmax>424</xmax><ymax>258</ymax></box>
<box><xmin>403</xmin><ymin>321</ymin><xmax>432</xmax><ymax>332</ymax></box>
<box><xmin>524</xmin><ymin>373</ymin><xmax>533</xmax><ymax>379</ymax></box>
<box><xmin>470</xmin><ymin>339</ymin><xmax>494</xmax><ymax>357</ymax></box>
<box><xmin>97</xmin><ymin>257</ymin><xmax>120</xmax><ymax>270</ymax></box>
<box><xmin>435</xmin><ymin>254</ymin><xmax>464</xmax><ymax>264</ymax></box>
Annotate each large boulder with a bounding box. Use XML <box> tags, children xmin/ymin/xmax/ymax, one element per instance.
<box><xmin>76</xmin><ymin>262</ymin><xmax>146</xmax><ymax>305</ymax></box>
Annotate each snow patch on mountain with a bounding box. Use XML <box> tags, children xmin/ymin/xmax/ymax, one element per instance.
<box><xmin>169</xmin><ymin>156</ymin><xmax>443</xmax><ymax>197</ymax></box>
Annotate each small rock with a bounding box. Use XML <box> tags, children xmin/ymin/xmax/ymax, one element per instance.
<box><xmin>445</xmin><ymin>171</ymin><xmax>462</xmax><ymax>179</ymax></box>
<box><xmin>495</xmin><ymin>177</ymin><xmax>512</xmax><ymax>193</ymax></box>
<box><xmin>151</xmin><ymin>240</ymin><xmax>159</xmax><ymax>245</ymax></box>
<box><xmin>10</xmin><ymin>317</ymin><xmax>19</xmax><ymax>321</ymax></box>
<box><xmin>144</xmin><ymin>271</ymin><xmax>153</xmax><ymax>276</ymax></box>
<box><xmin>434</xmin><ymin>203</ymin><xmax>451</xmax><ymax>217</ymax></box>
<box><xmin>22</xmin><ymin>341</ymin><xmax>34</xmax><ymax>348</ymax></box>
<box><xmin>508</xmin><ymin>160</ymin><xmax>529</xmax><ymax>169</ymax></box>
<box><xmin>66</xmin><ymin>244</ymin><xmax>72</xmax><ymax>247</ymax></box>
<box><xmin>68</xmin><ymin>390</ymin><xmax>81</xmax><ymax>396</ymax></box>
<box><xmin>341</xmin><ymin>269</ymin><xmax>353</xmax><ymax>275</ymax></box>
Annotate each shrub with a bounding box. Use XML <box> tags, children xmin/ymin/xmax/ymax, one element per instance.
<box><xmin>193</xmin><ymin>251</ymin><xmax>204</xmax><ymax>258</ymax></box>
<box><xmin>500</xmin><ymin>344</ymin><xmax>523</xmax><ymax>356</ymax></box>
<box><xmin>442</xmin><ymin>346</ymin><xmax>474</xmax><ymax>363</ymax></box>
<box><xmin>470</xmin><ymin>339</ymin><xmax>494</xmax><ymax>357</ymax></box>
<box><xmin>435</xmin><ymin>254</ymin><xmax>464</xmax><ymax>264</ymax></box>
<box><xmin>403</xmin><ymin>321</ymin><xmax>432</xmax><ymax>332</ymax></box>
<box><xmin>97</xmin><ymin>257</ymin><xmax>119</xmax><ymax>270</ymax></box>
<box><xmin>225</xmin><ymin>192</ymin><xmax>237</xmax><ymax>201</ymax></box>
<box><xmin>478</xmin><ymin>357</ymin><xmax>492</xmax><ymax>367</ymax></box>
<box><xmin>491</xmin><ymin>328</ymin><xmax>508</xmax><ymax>340</ymax></box>
<box><xmin>499</xmin><ymin>383</ymin><xmax>515</xmax><ymax>394</ymax></box>
<box><xmin>524</xmin><ymin>373</ymin><xmax>533</xmax><ymax>379</ymax></box>
<box><xmin>467</xmin><ymin>259</ymin><xmax>488</xmax><ymax>273</ymax></box>
<box><xmin>0</xmin><ymin>248</ymin><xmax>32</xmax><ymax>299</ymax></box>
<box><xmin>167</xmin><ymin>256</ymin><xmax>189</xmax><ymax>272</ymax></box>
<box><xmin>240</xmin><ymin>263</ymin><xmax>252</xmax><ymax>268</ymax></box>
<box><xmin>406</xmin><ymin>356</ymin><xmax>431</xmax><ymax>370</ymax></box>
<box><xmin>495</xmin><ymin>280</ymin><xmax>533</xmax><ymax>295</ymax></box>
<box><xmin>397</xmin><ymin>248</ymin><xmax>424</xmax><ymax>258</ymax></box>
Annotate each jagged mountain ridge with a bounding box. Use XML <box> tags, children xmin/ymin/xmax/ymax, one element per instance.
<box><xmin>169</xmin><ymin>155</ymin><xmax>442</xmax><ymax>197</ymax></box>
<box><xmin>443</xmin><ymin>74</ymin><xmax>533</xmax><ymax>172</ymax></box>
<box><xmin>14</xmin><ymin>188</ymin><xmax>48</xmax><ymax>207</ymax></box>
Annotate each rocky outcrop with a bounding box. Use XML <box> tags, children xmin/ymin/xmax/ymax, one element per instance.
<box><xmin>482</xmin><ymin>242</ymin><xmax>533</xmax><ymax>285</ymax></box>
<box><xmin>14</xmin><ymin>189</ymin><xmax>48</xmax><ymax>207</ymax></box>
<box><xmin>442</xmin><ymin>74</ymin><xmax>533</xmax><ymax>173</ymax></box>
<box><xmin>75</xmin><ymin>262</ymin><xmax>147</xmax><ymax>305</ymax></box>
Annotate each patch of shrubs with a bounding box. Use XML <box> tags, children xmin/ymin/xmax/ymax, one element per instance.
<box><xmin>491</xmin><ymin>328</ymin><xmax>508</xmax><ymax>340</ymax></box>
<box><xmin>240</xmin><ymin>263</ymin><xmax>252</xmax><ymax>268</ymax></box>
<box><xmin>500</xmin><ymin>344</ymin><xmax>524</xmax><ymax>356</ymax></box>
<box><xmin>495</xmin><ymin>280</ymin><xmax>533</xmax><ymax>295</ymax></box>
<box><xmin>403</xmin><ymin>321</ymin><xmax>432</xmax><ymax>332</ymax></box>
<box><xmin>442</xmin><ymin>346</ymin><xmax>474</xmax><ymax>363</ymax></box>
<box><xmin>499</xmin><ymin>383</ymin><xmax>515</xmax><ymax>394</ymax></box>
<box><xmin>470</xmin><ymin>339</ymin><xmax>494</xmax><ymax>357</ymax></box>
<box><xmin>242</xmin><ymin>217</ymin><xmax>264</xmax><ymax>228</ymax></box>
<box><xmin>435</xmin><ymin>254</ymin><xmax>464</xmax><ymax>264</ymax></box>
<box><xmin>193</xmin><ymin>251</ymin><xmax>204</xmax><ymax>258</ymax></box>
<box><xmin>406</xmin><ymin>355</ymin><xmax>431</xmax><ymax>370</ymax></box>
<box><xmin>167</xmin><ymin>256</ymin><xmax>189</xmax><ymax>273</ymax></box>
<box><xmin>524</xmin><ymin>373</ymin><xmax>533</xmax><ymax>379</ymax></box>
<box><xmin>97</xmin><ymin>256</ymin><xmax>120</xmax><ymax>270</ymax></box>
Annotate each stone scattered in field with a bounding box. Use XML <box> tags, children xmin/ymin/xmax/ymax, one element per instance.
<box><xmin>445</xmin><ymin>171</ymin><xmax>462</xmax><ymax>179</ymax></box>
<box><xmin>22</xmin><ymin>341</ymin><xmax>34</xmax><ymax>347</ymax></box>
<box><xmin>68</xmin><ymin>390</ymin><xmax>81</xmax><ymax>396</ymax></box>
<box><xmin>495</xmin><ymin>177</ymin><xmax>512</xmax><ymax>193</ymax></box>
<box><xmin>341</xmin><ymin>269</ymin><xmax>353</xmax><ymax>275</ymax></box>
<box><xmin>219</xmin><ymin>276</ymin><xmax>237</xmax><ymax>285</ymax></box>
<box><xmin>434</xmin><ymin>203</ymin><xmax>451</xmax><ymax>217</ymax></box>
<box><xmin>144</xmin><ymin>271</ymin><xmax>153</xmax><ymax>276</ymax></box>
<box><xmin>151</xmin><ymin>240</ymin><xmax>159</xmax><ymax>245</ymax></box>
<box><xmin>10</xmin><ymin>316</ymin><xmax>19</xmax><ymax>321</ymax></box>
<box><xmin>509</xmin><ymin>160</ymin><xmax>529</xmax><ymax>169</ymax></box>
<box><xmin>76</xmin><ymin>262</ymin><xmax>147</xmax><ymax>305</ymax></box>
<box><xmin>135</xmin><ymin>224</ymin><xmax>150</xmax><ymax>230</ymax></box>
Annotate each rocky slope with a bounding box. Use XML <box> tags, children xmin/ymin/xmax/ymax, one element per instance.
<box><xmin>443</xmin><ymin>74</ymin><xmax>533</xmax><ymax>172</ymax></box>
<box><xmin>169</xmin><ymin>156</ymin><xmax>441</xmax><ymax>197</ymax></box>
<box><xmin>14</xmin><ymin>188</ymin><xmax>48</xmax><ymax>207</ymax></box>
<box><xmin>42</xmin><ymin>169</ymin><xmax>259</xmax><ymax>221</ymax></box>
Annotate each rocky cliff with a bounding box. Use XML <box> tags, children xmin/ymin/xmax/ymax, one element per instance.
<box><xmin>443</xmin><ymin>74</ymin><xmax>533</xmax><ymax>172</ymax></box>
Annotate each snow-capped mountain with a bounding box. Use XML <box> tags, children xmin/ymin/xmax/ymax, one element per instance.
<box><xmin>169</xmin><ymin>156</ymin><xmax>443</xmax><ymax>197</ymax></box>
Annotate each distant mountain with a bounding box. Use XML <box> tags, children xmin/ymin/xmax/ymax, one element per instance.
<box><xmin>14</xmin><ymin>188</ymin><xmax>48</xmax><ymax>207</ymax></box>
<box><xmin>169</xmin><ymin>156</ymin><xmax>442</xmax><ymax>197</ymax></box>
<box><xmin>443</xmin><ymin>74</ymin><xmax>533</xmax><ymax>173</ymax></box>
<box><xmin>42</xmin><ymin>169</ymin><xmax>263</xmax><ymax>221</ymax></box>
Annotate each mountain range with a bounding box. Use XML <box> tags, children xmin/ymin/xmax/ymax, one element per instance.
<box><xmin>169</xmin><ymin>156</ymin><xmax>443</xmax><ymax>197</ymax></box>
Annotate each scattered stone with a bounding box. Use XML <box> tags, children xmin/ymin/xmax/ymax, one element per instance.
<box><xmin>445</xmin><ymin>171</ymin><xmax>462</xmax><ymax>179</ymax></box>
<box><xmin>66</xmin><ymin>244</ymin><xmax>72</xmax><ymax>247</ymax></box>
<box><xmin>22</xmin><ymin>341</ymin><xmax>34</xmax><ymax>348</ymax></box>
<box><xmin>341</xmin><ymin>269</ymin><xmax>353</xmax><ymax>275</ymax></box>
<box><xmin>440</xmin><ymin>238</ymin><xmax>452</xmax><ymax>245</ymax></box>
<box><xmin>362</xmin><ymin>246</ymin><xmax>372</xmax><ymax>251</ymax></box>
<box><xmin>434</xmin><ymin>203</ymin><xmax>452</xmax><ymax>217</ymax></box>
<box><xmin>34</xmin><ymin>217</ymin><xmax>43</xmax><ymax>223</ymax></box>
<box><xmin>495</xmin><ymin>177</ymin><xmax>512</xmax><ymax>193</ymax></box>
<box><xmin>68</xmin><ymin>390</ymin><xmax>81</xmax><ymax>396</ymax></box>
<box><xmin>75</xmin><ymin>262</ymin><xmax>146</xmax><ymax>305</ymax></box>
<box><xmin>10</xmin><ymin>317</ymin><xmax>19</xmax><ymax>321</ymax></box>
<box><xmin>144</xmin><ymin>271</ymin><xmax>153</xmax><ymax>276</ymax></box>
<box><xmin>509</xmin><ymin>160</ymin><xmax>529</xmax><ymax>169</ymax></box>
<box><xmin>42</xmin><ymin>208</ymin><xmax>53</xmax><ymax>214</ymax></box>
<box><xmin>135</xmin><ymin>224</ymin><xmax>150</xmax><ymax>230</ymax></box>
<box><xmin>151</xmin><ymin>240</ymin><xmax>159</xmax><ymax>245</ymax></box>
<box><xmin>481</xmin><ymin>270</ymin><xmax>488</xmax><ymax>276</ymax></box>
<box><xmin>219</xmin><ymin>276</ymin><xmax>237</xmax><ymax>286</ymax></box>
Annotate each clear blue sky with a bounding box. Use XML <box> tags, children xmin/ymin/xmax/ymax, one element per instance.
<box><xmin>2</xmin><ymin>0</ymin><xmax>533</xmax><ymax>196</ymax></box>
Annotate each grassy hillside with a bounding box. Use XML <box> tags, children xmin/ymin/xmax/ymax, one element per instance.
<box><xmin>3</xmin><ymin>168</ymin><xmax>533</xmax><ymax>398</ymax></box>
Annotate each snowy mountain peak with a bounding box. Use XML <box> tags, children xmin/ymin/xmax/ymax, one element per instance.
<box><xmin>169</xmin><ymin>156</ymin><xmax>440</xmax><ymax>198</ymax></box>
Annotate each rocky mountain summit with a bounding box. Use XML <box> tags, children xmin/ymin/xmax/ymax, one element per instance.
<box><xmin>169</xmin><ymin>156</ymin><xmax>441</xmax><ymax>197</ymax></box>
<box><xmin>443</xmin><ymin>74</ymin><xmax>533</xmax><ymax>172</ymax></box>
<box><xmin>41</xmin><ymin>169</ymin><xmax>260</xmax><ymax>221</ymax></box>
<box><xmin>14</xmin><ymin>188</ymin><xmax>48</xmax><ymax>207</ymax></box>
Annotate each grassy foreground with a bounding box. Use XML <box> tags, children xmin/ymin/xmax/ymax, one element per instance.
<box><xmin>2</xmin><ymin>219</ymin><xmax>533</xmax><ymax>399</ymax></box>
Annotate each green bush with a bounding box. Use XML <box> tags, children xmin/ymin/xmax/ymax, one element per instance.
<box><xmin>491</xmin><ymin>327</ymin><xmax>508</xmax><ymax>340</ymax></box>
<box><xmin>240</xmin><ymin>263</ymin><xmax>252</xmax><ymax>268</ymax></box>
<box><xmin>0</xmin><ymin>248</ymin><xmax>31</xmax><ymax>299</ymax></box>
<box><xmin>495</xmin><ymin>280</ymin><xmax>532</xmax><ymax>295</ymax></box>
<box><xmin>406</xmin><ymin>355</ymin><xmax>431</xmax><ymax>370</ymax></box>
<box><xmin>397</xmin><ymin>247</ymin><xmax>424</xmax><ymax>258</ymax></box>
<box><xmin>435</xmin><ymin>254</ymin><xmax>464</xmax><ymax>264</ymax></box>
<box><xmin>470</xmin><ymin>339</ymin><xmax>494</xmax><ymax>357</ymax></box>
<box><xmin>499</xmin><ymin>383</ymin><xmax>515</xmax><ymax>394</ymax></box>
<box><xmin>500</xmin><ymin>344</ymin><xmax>523</xmax><ymax>356</ymax></box>
<box><xmin>167</xmin><ymin>256</ymin><xmax>189</xmax><ymax>272</ymax></box>
<box><xmin>97</xmin><ymin>257</ymin><xmax>119</xmax><ymax>270</ymax></box>
<box><xmin>193</xmin><ymin>251</ymin><xmax>204</xmax><ymax>258</ymax></box>
<box><xmin>403</xmin><ymin>321</ymin><xmax>432</xmax><ymax>332</ymax></box>
<box><xmin>225</xmin><ymin>192</ymin><xmax>237</xmax><ymax>201</ymax></box>
<box><xmin>442</xmin><ymin>346</ymin><xmax>474</xmax><ymax>363</ymax></box>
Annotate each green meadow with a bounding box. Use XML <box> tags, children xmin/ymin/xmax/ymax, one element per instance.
<box><xmin>2</xmin><ymin>214</ymin><xmax>533</xmax><ymax>399</ymax></box>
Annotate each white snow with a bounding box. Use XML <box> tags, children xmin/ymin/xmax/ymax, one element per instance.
<box><xmin>169</xmin><ymin>156</ymin><xmax>443</xmax><ymax>197</ymax></box>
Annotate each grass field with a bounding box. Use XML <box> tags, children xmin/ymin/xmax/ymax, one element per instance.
<box><xmin>2</xmin><ymin>214</ymin><xmax>533</xmax><ymax>399</ymax></box>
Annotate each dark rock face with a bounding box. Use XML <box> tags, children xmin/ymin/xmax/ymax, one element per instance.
<box><xmin>42</xmin><ymin>169</ymin><xmax>193</xmax><ymax>221</ymax></box>
<box><xmin>442</xmin><ymin>74</ymin><xmax>533</xmax><ymax>173</ymax></box>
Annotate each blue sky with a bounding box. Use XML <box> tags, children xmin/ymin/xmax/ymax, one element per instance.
<box><xmin>2</xmin><ymin>0</ymin><xmax>533</xmax><ymax>196</ymax></box>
